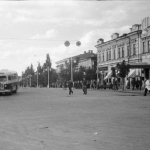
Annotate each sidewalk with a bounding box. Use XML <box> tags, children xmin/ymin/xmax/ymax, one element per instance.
<box><xmin>91</xmin><ymin>87</ymin><xmax>147</xmax><ymax>95</ymax></box>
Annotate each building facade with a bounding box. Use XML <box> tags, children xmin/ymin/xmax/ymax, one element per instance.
<box><xmin>56</xmin><ymin>50</ymin><xmax>97</xmax><ymax>73</ymax></box>
<box><xmin>96</xmin><ymin>17</ymin><xmax>150</xmax><ymax>85</ymax></box>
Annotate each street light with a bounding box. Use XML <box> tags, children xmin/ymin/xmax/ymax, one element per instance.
<box><xmin>64</xmin><ymin>40</ymin><xmax>81</xmax><ymax>82</ymax></box>
<box><xmin>45</xmin><ymin>66</ymin><xmax>51</xmax><ymax>88</ymax></box>
<box><xmin>36</xmin><ymin>68</ymin><xmax>40</xmax><ymax>88</ymax></box>
<box><xmin>28</xmin><ymin>74</ymin><xmax>32</xmax><ymax>87</ymax></box>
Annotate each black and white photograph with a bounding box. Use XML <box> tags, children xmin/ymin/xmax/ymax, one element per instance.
<box><xmin>0</xmin><ymin>0</ymin><xmax>150</xmax><ymax>149</ymax></box>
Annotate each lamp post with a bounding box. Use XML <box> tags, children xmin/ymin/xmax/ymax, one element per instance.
<box><xmin>45</xmin><ymin>66</ymin><xmax>51</xmax><ymax>88</ymax></box>
<box><xmin>48</xmin><ymin>66</ymin><xmax>49</xmax><ymax>88</ymax></box>
<box><xmin>37</xmin><ymin>68</ymin><xmax>39</xmax><ymax>88</ymax></box>
<box><xmin>70</xmin><ymin>57</ymin><xmax>73</xmax><ymax>82</ymax></box>
<box><xmin>64</xmin><ymin>40</ymin><xmax>81</xmax><ymax>82</ymax></box>
<box><xmin>28</xmin><ymin>74</ymin><xmax>32</xmax><ymax>87</ymax></box>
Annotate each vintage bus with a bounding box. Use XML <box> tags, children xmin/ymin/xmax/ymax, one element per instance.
<box><xmin>0</xmin><ymin>69</ymin><xmax>18</xmax><ymax>95</ymax></box>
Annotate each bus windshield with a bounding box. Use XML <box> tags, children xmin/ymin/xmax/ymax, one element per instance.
<box><xmin>0</xmin><ymin>76</ymin><xmax>7</xmax><ymax>81</ymax></box>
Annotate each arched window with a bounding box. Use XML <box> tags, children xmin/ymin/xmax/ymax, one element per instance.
<box><xmin>133</xmin><ymin>44</ymin><xmax>136</xmax><ymax>55</ymax></box>
<box><xmin>122</xmin><ymin>47</ymin><xmax>124</xmax><ymax>57</ymax></box>
<box><xmin>118</xmin><ymin>48</ymin><xmax>120</xmax><ymax>58</ymax></box>
<box><xmin>106</xmin><ymin>51</ymin><xmax>108</xmax><ymax>61</ymax></box>
<box><xmin>109</xmin><ymin>51</ymin><xmax>111</xmax><ymax>60</ymax></box>
<box><xmin>113</xmin><ymin>49</ymin><xmax>116</xmax><ymax>59</ymax></box>
<box><xmin>127</xmin><ymin>46</ymin><xmax>130</xmax><ymax>56</ymax></box>
<box><xmin>103</xmin><ymin>53</ymin><xmax>104</xmax><ymax>61</ymax></box>
<box><xmin>143</xmin><ymin>42</ymin><xmax>146</xmax><ymax>53</ymax></box>
<box><xmin>148</xmin><ymin>41</ymin><xmax>150</xmax><ymax>53</ymax></box>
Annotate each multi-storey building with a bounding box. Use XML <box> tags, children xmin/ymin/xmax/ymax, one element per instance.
<box><xmin>96</xmin><ymin>17</ymin><xmax>150</xmax><ymax>85</ymax></box>
<box><xmin>56</xmin><ymin>50</ymin><xmax>97</xmax><ymax>73</ymax></box>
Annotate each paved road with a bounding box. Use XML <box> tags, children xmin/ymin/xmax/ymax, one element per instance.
<box><xmin>0</xmin><ymin>87</ymin><xmax>150</xmax><ymax>150</ymax></box>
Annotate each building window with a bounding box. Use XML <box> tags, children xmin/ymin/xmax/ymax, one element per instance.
<box><xmin>122</xmin><ymin>47</ymin><xmax>124</xmax><ymax>58</ymax></box>
<box><xmin>127</xmin><ymin>46</ymin><xmax>130</xmax><ymax>56</ymax></box>
<box><xmin>133</xmin><ymin>44</ymin><xmax>136</xmax><ymax>55</ymax></box>
<box><xmin>143</xmin><ymin>42</ymin><xmax>146</xmax><ymax>53</ymax></box>
<box><xmin>106</xmin><ymin>51</ymin><xmax>108</xmax><ymax>61</ymax></box>
<box><xmin>118</xmin><ymin>48</ymin><xmax>120</xmax><ymax>58</ymax></box>
<box><xmin>109</xmin><ymin>51</ymin><xmax>111</xmax><ymax>60</ymax></box>
<box><xmin>113</xmin><ymin>49</ymin><xmax>116</xmax><ymax>59</ymax></box>
<box><xmin>103</xmin><ymin>53</ymin><xmax>104</xmax><ymax>61</ymax></box>
<box><xmin>99</xmin><ymin>54</ymin><xmax>101</xmax><ymax>62</ymax></box>
<box><xmin>148</xmin><ymin>41</ymin><xmax>150</xmax><ymax>53</ymax></box>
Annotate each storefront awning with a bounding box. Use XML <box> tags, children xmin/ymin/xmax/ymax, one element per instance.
<box><xmin>129</xmin><ymin>62</ymin><xmax>150</xmax><ymax>69</ymax></box>
<box><xmin>128</xmin><ymin>70</ymin><xmax>136</xmax><ymax>78</ymax></box>
<box><xmin>104</xmin><ymin>71</ymin><xmax>112</xmax><ymax>80</ymax></box>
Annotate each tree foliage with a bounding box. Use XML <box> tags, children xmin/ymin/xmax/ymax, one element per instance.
<box><xmin>116</xmin><ymin>60</ymin><xmax>130</xmax><ymax>90</ymax></box>
<box><xmin>116</xmin><ymin>60</ymin><xmax>130</xmax><ymax>78</ymax></box>
<box><xmin>21</xmin><ymin>53</ymin><xmax>57</xmax><ymax>87</ymax></box>
<box><xmin>111</xmin><ymin>67</ymin><xmax>116</xmax><ymax>78</ymax></box>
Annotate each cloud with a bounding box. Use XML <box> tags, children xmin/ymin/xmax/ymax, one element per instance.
<box><xmin>13</xmin><ymin>16</ymin><xmax>29</xmax><ymax>22</ymax></box>
<box><xmin>118</xmin><ymin>25</ymin><xmax>131</xmax><ymax>34</ymax></box>
<box><xmin>30</xmin><ymin>29</ymin><xmax>58</xmax><ymax>39</ymax></box>
<box><xmin>80</xmin><ymin>28</ymin><xmax>116</xmax><ymax>47</ymax></box>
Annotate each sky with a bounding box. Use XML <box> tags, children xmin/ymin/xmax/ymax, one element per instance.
<box><xmin>0</xmin><ymin>1</ymin><xmax>150</xmax><ymax>76</ymax></box>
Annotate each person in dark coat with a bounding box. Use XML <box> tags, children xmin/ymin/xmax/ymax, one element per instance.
<box><xmin>115</xmin><ymin>78</ymin><xmax>118</xmax><ymax>90</ymax></box>
<box><xmin>68</xmin><ymin>80</ymin><xmax>73</xmax><ymax>95</ymax></box>
<box><xmin>131</xmin><ymin>78</ymin><xmax>135</xmax><ymax>90</ymax></box>
<box><xmin>82</xmin><ymin>78</ymin><xmax>87</xmax><ymax>94</ymax></box>
<box><xmin>139</xmin><ymin>77</ymin><xmax>143</xmax><ymax>90</ymax></box>
<box><xmin>135</xmin><ymin>78</ymin><xmax>139</xmax><ymax>90</ymax></box>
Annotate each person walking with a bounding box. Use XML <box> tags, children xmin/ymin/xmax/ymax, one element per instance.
<box><xmin>143</xmin><ymin>78</ymin><xmax>150</xmax><ymax>96</ymax></box>
<box><xmin>68</xmin><ymin>80</ymin><xmax>73</xmax><ymax>95</ymax></box>
<box><xmin>82</xmin><ymin>78</ymin><xmax>87</xmax><ymax>94</ymax></box>
<box><xmin>115</xmin><ymin>78</ymin><xmax>118</xmax><ymax>90</ymax></box>
<box><xmin>126</xmin><ymin>78</ymin><xmax>130</xmax><ymax>89</ymax></box>
<box><xmin>135</xmin><ymin>78</ymin><xmax>139</xmax><ymax>90</ymax></box>
<box><xmin>139</xmin><ymin>77</ymin><xmax>143</xmax><ymax>90</ymax></box>
<box><xmin>131</xmin><ymin>78</ymin><xmax>135</xmax><ymax>90</ymax></box>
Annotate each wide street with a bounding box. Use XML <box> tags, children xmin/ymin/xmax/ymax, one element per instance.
<box><xmin>0</xmin><ymin>87</ymin><xmax>150</xmax><ymax>150</ymax></box>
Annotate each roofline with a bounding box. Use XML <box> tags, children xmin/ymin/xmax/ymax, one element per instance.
<box><xmin>95</xmin><ymin>30</ymin><xmax>142</xmax><ymax>48</ymax></box>
<box><xmin>55</xmin><ymin>53</ymin><xmax>96</xmax><ymax>64</ymax></box>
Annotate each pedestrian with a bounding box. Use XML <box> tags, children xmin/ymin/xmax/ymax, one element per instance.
<box><xmin>131</xmin><ymin>78</ymin><xmax>135</xmax><ymax>90</ymax></box>
<box><xmin>139</xmin><ymin>77</ymin><xmax>143</xmax><ymax>90</ymax></box>
<box><xmin>82</xmin><ymin>78</ymin><xmax>87</xmax><ymax>94</ymax></box>
<box><xmin>68</xmin><ymin>80</ymin><xmax>73</xmax><ymax>95</ymax></box>
<box><xmin>143</xmin><ymin>78</ymin><xmax>150</xmax><ymax>96</ymax></box>
<box><xmin>115</xmin><ymin>78</ymin><xmax>118</xmax><ymax>90</ymax></box>
<box><xmin>126</xmin><ymin>78</ymin><xmax>130</xmax><ymax>89</ymax></box>
<box><xmin>93</xmin><ymin>80</ymin><xmax>96</xmax><ymax>89</ymax></box>
<box><xmin>112</xmin><ymin>78</ymin><xmax>115</xmax><ymax>90</ymax></box>
<box><xmin>135</xmin><ymin>78</ymin><xmax>139</xmax><ymax>90</ymax></box>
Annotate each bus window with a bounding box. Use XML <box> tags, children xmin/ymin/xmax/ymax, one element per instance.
<box><xmin>0</xmin><ymin>76</ymin><xmax>7</xmax><ymax>81</ymax></box>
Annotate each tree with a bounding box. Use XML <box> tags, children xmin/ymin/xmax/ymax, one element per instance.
<box><xmin>111</xmin><ymin>67</ymin><xmax>117</xmax><ymax>78</ymax></box>
<box><xmin>116</xmin><ymin>60</ymin><xmax>130</xmax><ymax>90</ymax></box>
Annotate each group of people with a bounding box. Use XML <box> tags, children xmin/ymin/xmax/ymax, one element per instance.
<box><xmin>66</xmin><ymin>77</ymin><xmax>150</xmax><ymax>96</ymax></box>
<box><xmin>130</xmin><ymin>77</ymin><xmax>143</xmax><ymax>90</ymax></box>
<box><xmin>67</xmin><ymin>78</ymin><xmax>88</xmax><ymax>95</ymax></box>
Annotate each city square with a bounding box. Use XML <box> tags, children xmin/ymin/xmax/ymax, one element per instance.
<box><xmin>0</xmin><ymin>87</ymin><xmax>150</xmax><ymax>150</ymax></box>
<box><xmin>0</xmin><ymin>1</ymin><xmax>150</xmax><ymax>150</ymax></box>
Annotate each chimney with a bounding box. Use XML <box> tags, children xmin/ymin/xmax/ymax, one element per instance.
<box><xmin>84</xmin><ymin>51</ymin><xmax>86</xmax><ymax>54</ymax></box>
<box><xmin>91</xmin><ymin>50</ymin><xmax>93</xmax><ymax>53</ymax></box>
<box><xmin>88</xmin><ymin>50</ymin><xmax>90</xmax><ymax>53</ymax></box>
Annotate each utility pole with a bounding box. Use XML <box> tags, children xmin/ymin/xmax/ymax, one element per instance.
<box><xmin>71</xmin><ymin>57</ymin><xmax>73</xmax><ymax>82</ymax></box>
<box><xmin>48</xmin><ymin>66</ymin><xmax>49</xmax><ymax>88</ymax></box>
<box><xmin>37</xmin><ymin>68</ymin><xmax>38</xmax><ymax>88</ymax></box>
